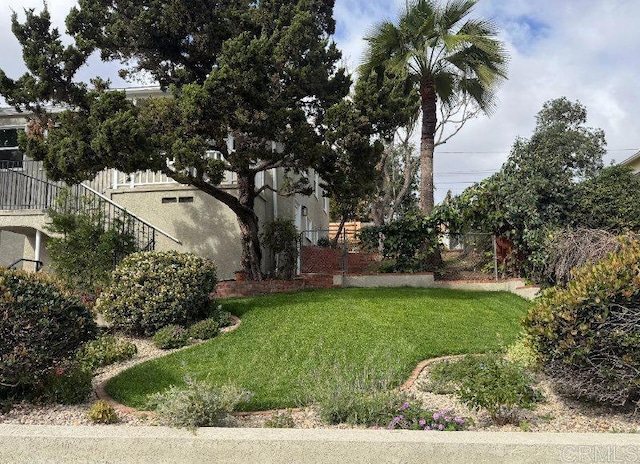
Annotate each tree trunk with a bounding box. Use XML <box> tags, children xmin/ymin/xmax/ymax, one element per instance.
<box><xmin>164</xmin><ymin>167</ymin><xmax>265</xmax><ymax>280</ymax></box>
<box><xmin>237</xmin><ymin>172</ymin><xmax>263</xmax><ymax>280</ymax></box>
<box><xmin>419</xmin><ymin>81</ymin><xmax>437</xmax><ymax>215</ymax></box>
<box><xmin>331</xmin><ymin>215</ymin><xmax>348</xmax><ymax>247</ymax></box>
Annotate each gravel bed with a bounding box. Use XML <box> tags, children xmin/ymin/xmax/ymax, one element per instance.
<box><xmin>2</xmin><ymin>338</ymin><xmax>639</xmax><ymax>432</ymax></box>
<box><xmin>408</xmin><ymin>358</ymin><xmax>640</xmax><ymax>433</ymax></box>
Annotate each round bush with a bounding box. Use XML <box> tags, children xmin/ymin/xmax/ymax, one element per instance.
<box><xmin>76</xmin><ymin>334</ymin><xmax>138</xmax><ymax>371</ymax></box>
<box><xmin>189</xmin><ymin>318</ymin><xmax>219</xmax><ymax>340</ymax></box>
<box><xmin>153</xmin><ymin>325</ymin><xmax>189</xmax><ymax>350</ymax></box>
<box><xmin>0</xmin><ymin>269</ymin><xmax>97</xmax><ymax>395</ymax></box>
<box><xmin>96</xmin><ymin>251</ymin><xmax>217</xmax><ymax>335</ymax></box>
<box><xmin>524</xmin><ymin>240</ymin><xmax>640</xmax><ymax>408</ymax></box>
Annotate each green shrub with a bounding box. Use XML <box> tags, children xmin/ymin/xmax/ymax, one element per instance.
<box><xmin>147</xmin><ymin>378</ymin><xmax>252</xmax><ymax>428</ymax></box>
<box><xmin>153</xmin><ymin>325</ymin><xmax>189</xmax><ymax>350</ymax></box>
<box><xmin>46</xmin><ymin>188</ymin><xmax>137</xmax><ymax>294</ymax></box>
<box><xmin>425</xmin><ymin>354</ymin><xmax>543</xmax><ymax>425</ymax></box>
<box><xmin>210</xmin><ymin>304</ymin><xmax>234</xmax><ymax>328</ymax></box>
<box><xmin>261</xmin><ymin>218</ymin><xmax>299</xmax><ymax>279</ymax></box>
<box><xmin>318</xmin><ymin>388</ymin><xmax>405</xmax><ymax>426</ymax></box>
<box><xmin>96</xmin><ymin>251</ymin><xmax>217</xmax><ymax>335</ymax></box>
<box><xmin>524</xmin><ymin>240</ymin><xmax>640</xmax><ymax>408</ymax></box>
<box><xmin>88</xmin><ymin>400</ymin><xmax>119</xmax><ymax>424</ymax></box>
<box><xmin>188</xmin><ymin>318</ymin><xmax>219</xmax><ymax>340</ymax></box>
<box><xmin>264</xmin><ymin>410</ymin><xmax>295</xmax><ymax>428</ymax></box>
<box><xmin>0</xmin><ymin>269</ymin><xmax>97</xmax><ymax>398</ymax></box>
<box><xmin>76</xmin><ymin>334</ymin><xmax>138</xmax><ymax>371</ymax></box>
<box><xmin>358</xmin><ymin>215</ymin><xmax>441</xmax><ymax>273</ymax></box>
<box><xmin>35</xmin><ymin>361</ymin><xmax>93</xmax><ymax>404</ymax></box>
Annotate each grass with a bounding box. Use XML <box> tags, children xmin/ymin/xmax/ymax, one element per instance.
<box><xmin>105</xmin><ymin>288</ymin><xmax>530</xmax><ymax>411</ymax></box>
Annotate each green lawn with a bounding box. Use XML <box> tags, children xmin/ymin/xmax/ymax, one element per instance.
<box><xmin>105</xmin><ymin>288</ymin><xmax>530</xmax><ymax>411</ymax></box>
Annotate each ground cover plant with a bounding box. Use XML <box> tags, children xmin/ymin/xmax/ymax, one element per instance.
<box><xmin>423</xmin><ymin>354</ymin><xmax>544</xmax><ymax>425</ymax></box>
<box><xmin>105</xmin><ymin>288</ymin><xmax>529</xmax><ymax>412</ymax></box>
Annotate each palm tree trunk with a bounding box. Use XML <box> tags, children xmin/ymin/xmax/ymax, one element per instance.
<box><xmin>419</xmin><ymin>82</ymin><xmax>437</xmax><ymax>215</ymax></box>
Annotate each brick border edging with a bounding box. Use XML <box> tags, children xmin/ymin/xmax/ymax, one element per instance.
<box><xmin>399</xmin><ymin>354</ymin><xmax>466</xmax><ymax>392</ymax></box>
<box><xmin>95</xmin><ymin>345</ymin><xmax>465</xmax><ymax>420</ymax></box>
<box><xmin>94</xmin><ymin>315</ymin><xmax>242</xmax><ymax>417</ymax></box>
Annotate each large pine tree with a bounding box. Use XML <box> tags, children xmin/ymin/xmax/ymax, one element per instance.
<box><xmin>0</xmin><ymin>0</ymin><xmax>350</xmax><ymax>279</ymax></box>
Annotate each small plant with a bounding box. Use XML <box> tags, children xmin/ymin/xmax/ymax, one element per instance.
<box><xmin>88</xmin><ymin>400</ymin><xmax>119</xmax><ymax>424</ymax></box>
<box><xmin>316</xmin><ymin>236</ymin><xmax>333</xmax><ymax>248</ymax></box>
<box><xmin>264</xmin><ymin>409</ymin><xmax>296</xmax><ymax>428</ymax></box>
<box><xmin>147</xmin><ymin>378</ymin><xmax>252</xmax><ymax>428</ymax></box>
<box><xmin>429</xmin><ymin>354</ymin><xmax>543</xmax><ymax>425</ymax></box>
<box><xmin>76</xmin><ymin>334</ymin><xmax>138</xmax><ymax>371</ymax></box>
<box><xmin>188</xmin><ymin>318</ymin><xmax>219</xmax><ymax>340</ymax></box>
<box><xmin>307</xmin><ymin>352</ymin><xmax>407</xmax><ymax>426</ymax></box>
<box><xmin>210</xmin><ymin>304</ymin><xmax>234</xmax><ymax>328</ymax></box>
<box><xmin>386</xmin><ymin>402</ymin><xmax>471</xmax><ymax>431</ymax></box>
<box><xmin>36</xmin><ymin>362</ymin><xmax>93</xmax><ymax>405</ymax></box>
<box><xmin>153</xmin><ymin>325</ymin><xmax>189</xmax><ymax>350</ymax></box>
<box><xmin>422</xmin><ymin>356</ymin><xmax>480</xmax><ymax>395</ymax></box>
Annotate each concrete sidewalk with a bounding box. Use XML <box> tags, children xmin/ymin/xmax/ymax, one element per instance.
<box><xmin>2</xmin><ymin>426</ymin><xmax>640</xmax><ymax>463</ymax></box>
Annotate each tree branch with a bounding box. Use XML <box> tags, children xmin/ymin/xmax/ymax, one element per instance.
<box><xmin>434</xmin><ymin>95</ymin><xmax>481</xmax><ymax>147</ymax></box>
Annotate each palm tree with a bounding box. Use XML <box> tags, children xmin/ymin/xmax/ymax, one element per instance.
<box><xmin>360</xmin><ymin>0</ymin><xmax>508</xmax><ymax>214</ymax></box>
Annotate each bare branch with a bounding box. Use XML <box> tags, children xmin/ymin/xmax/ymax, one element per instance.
<box><xmin>434</xmin><ymin>95</ymin><xmax>481</xmax><ymax>147</ymax></box>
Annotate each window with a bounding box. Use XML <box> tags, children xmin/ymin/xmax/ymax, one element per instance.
<box><xmin>178</xmin><ymin>196</ymin><xmax>194</xmax><ymax>203</ymax></box>
<box><xmin>0</xmin><ymin>128</ymin><xmax>24</xmax><ymax>166</ymax></box>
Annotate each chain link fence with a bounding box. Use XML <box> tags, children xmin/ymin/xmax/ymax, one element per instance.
<box><xmin>298</xmin><ymin>228</ymin><xmax>506</xmax><ymax>280</ymax></box>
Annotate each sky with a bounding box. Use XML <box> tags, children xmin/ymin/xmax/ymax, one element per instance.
<box><xmin>1</xmin><ymin>0</ymin><xmax>639</xmax><ymax>203</ymax></box>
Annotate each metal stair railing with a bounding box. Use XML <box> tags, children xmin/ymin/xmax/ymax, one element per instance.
<box><xmin>0</xmin><ymin>160</ymin><xmax>180</xmax><ymax>252</ymax></box>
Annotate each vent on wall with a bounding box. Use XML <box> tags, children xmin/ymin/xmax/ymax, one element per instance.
<box><xmin>162</xmin><ymin>196</ymin><xmax>194</xmax><ymax>204</ymax></box>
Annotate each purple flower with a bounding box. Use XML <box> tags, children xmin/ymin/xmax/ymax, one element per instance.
<box><xmin>418</xmin><ymin>419</ymin><xmax>426</xmax><ymax>426</ymax></box>
<box><xmin>455</xmin><ymin>417</ymin><xmax>465</xmax><ymax>425</ymax></box>
<box><xmin>400</xmin><ymin>402</ymin><xmax>410</xmax><ymax>411</ymax></box>
<box><xmin>432</xmin><ymin>412</ymin><xmax>441</xmax><ymax>420</ymax></box>
<box><xmin>444</xmin><ymin>416</ymin><xmax>452</xmax><ymax>422</ymax></box>
<box><xmin>438</xmin><ymin>424</ymin><xmax>445</xmax><ymax>431</ymax></box>
<box><xmin>425</xmin><ymin>426</ymin><xmax>432</xmax><ymax>431</ymax></box>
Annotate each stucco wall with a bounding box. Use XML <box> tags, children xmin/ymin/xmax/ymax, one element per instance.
<box><xmin>109</xmin><ymin>186</ymin><xmax>243</xmax><ymax>280</ymax></box>
<box><xmin>0</xmin><ymin>230</ymin><xmax>25</xmax><ymax>267</ymax></box>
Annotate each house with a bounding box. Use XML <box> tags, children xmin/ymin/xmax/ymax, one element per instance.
<box><xmin>620</xmin><ymin>150</ymin><xmax>640</xmax><ymax>174</ymax></box>
<box><xmin>0</xmin><ymin>87</ymin><xmax>330</xmax><ymax>279</ymax></box>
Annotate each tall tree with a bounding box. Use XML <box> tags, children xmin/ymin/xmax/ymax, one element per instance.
<box><xmin>451</xmin><ymin>98</ymin><xmax>607</xmax><ymax>277</ymax></box>
<box><xmin>319</xmin><ymin>100</ymin><xmax>382</xmax><ymax>244</ymax></box>
<box><xmin>360</xmin><ymin>0</ymin><xmax>508</xmax><ymax>214</ymax></box>
<box><xmin>0</xmin><ymin>1</ymin><xmax>350</xmax><ymax>280</ymax></box>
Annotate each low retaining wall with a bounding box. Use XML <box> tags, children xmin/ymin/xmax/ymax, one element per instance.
<box><xmin>214</xmin><ymin>274</ymin><xmax>334</xmax><ymax>298</ymax></box>
<box><xmin>2</xmin><ymin>426</ymin><xmax>639</xmax><ymax>463</ymax></box>
<box><xmin>334</xmin><ymin>275</ymin><xmax>538</xmax><ymax>300</ymax></box>
<box><xmin>334</xmin><ymin>272</ymin><xmax>435</xmax><ymax>288</ymax></box>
